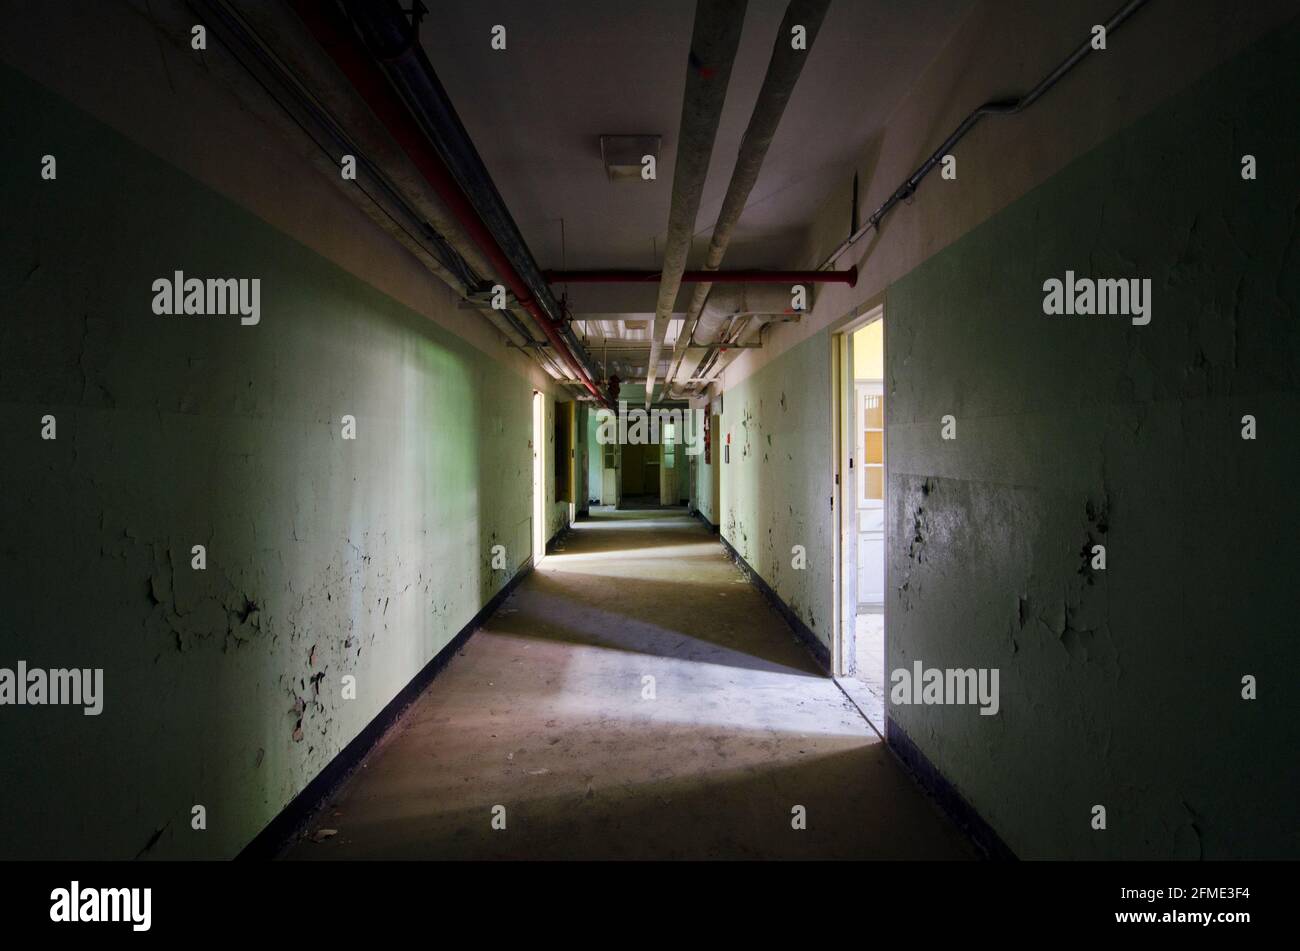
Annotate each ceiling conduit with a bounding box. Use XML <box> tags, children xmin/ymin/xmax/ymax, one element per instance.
<box><xmin>291</xmin><ymin>0</ymin><xmax>610</xmax><ymax>406</ymax></box>
<box><xmin>189</xmin><ymin>0</ymin><xmax>545</xmax><ymax>357</ymax></box>
<box><xmin>340</xmin><ymin>0</ymin><xmax>608</xmax><ymax>398</ymax></box>
<box><xmin>819</xmin><ymin>0</ymin><xmax>1150</xmax><ymax>271</ymax></box>
<box><xmin>644</xmin><ymin>0</ymin><xmax>748</xmax><ymax>408</ymax></box>
<box><xmin>665</xmin><ymin>0</ymin><xmax>831</xmax><ymax>400</ymax></box>
<box><xmin>544</xmin><ymin>267</ymin><xmax>854</xmax><ymax>284</ymax></box>
<box><xmin>687</xmin><ymin>285</ymin><xmax>797</xmax><ymax>385</ymax></box>
<box><xmin>698</xmin><ymin>0</ymin><xmax>1152</xmax><ymax>393</ymax></box>
<box><xmin>341</xmin><ymin>0</ymin><xmax>610</xmax><ymax>404</ymax></box>
<box><xmin>693</xmin><ymin>283</ymin><xmax>800</xmax><ymax>344</ymax></box>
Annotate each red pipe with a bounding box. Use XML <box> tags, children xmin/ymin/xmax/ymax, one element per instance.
<box><xmin>543</xmin><ymin>267</ymin><xmax>857</xmax><ymax>286</ymax></box>
<box><xmin>289</xmin><ymin>0</ymin><xmax>609</xmax><ymax>406</ymax></box>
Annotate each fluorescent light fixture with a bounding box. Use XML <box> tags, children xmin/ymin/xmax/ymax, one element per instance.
<box><xmin>600</xmin><ymin>134</ymin><xmax>661</xmax><ymax>183</ymax></box>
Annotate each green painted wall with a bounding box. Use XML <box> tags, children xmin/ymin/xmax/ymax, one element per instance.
<box><xmin>692</xmin><ymin>404</ymin><xmax>720</xmax><ymax>526</ymax></box>
<box><xmin>0</xmin><ymin>65</ymin><xmax>546</xmax><ymax>858</ymax></box>
<box><xmin>883</xmin><ymin>23</ymin><xmax>1299</xmax><ymax>859</ymax></box>
<box><xmin>542</xmin><ymin>397</ymin><xmax>565</xmax><ymax>540</ymax></box>
<box><xmin>586</xmin><ymin>408</ymin><xmax>603</xmax><ymax>503</ymax></box>
<box><xmin>719</xmin><ymin>332</ymin><xmax>834</xmax><ymax>645</ymax></box>
<box><xmin>715</xmin><ymin>24</ymin><xmax>1299</xmax><ymax>857</ymax></box>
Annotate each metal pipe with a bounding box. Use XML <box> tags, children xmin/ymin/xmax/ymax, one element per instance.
<box><xmin>340</xmin><ymin>0</ymin><xmax>608</xmax><ymax>403</ymax></box>
<box><xmin>188</xmin><ymin>0</ymin><xmax>545</xmax><ymax>352</ymax></box>
<box><xmin>290</xmin><ymin>0</ymin><xmax>609</xmax><ymax>406</ymax></box>
<box><xmin>690</xmin><ymin>283</ymin><xmax>802</xmax><ymax>346</ymax></box>
<box><xmin>820</xmin><ymin>0</ymin><xmax>1151</xmax><ymax>270</ymax></box>
<box><xmin>666</xmin><ymin>0</ymin><xmax>831</xmax><ymax>396</ymax></box>
<box><xmin>694</xmin><ymin>0</ymin><xmax>1152</xmax><ymax>400</ymax></box>
<box><xmin>695</xmin><ymin>310</ymin><xmax>783</xmax><ymax>384</ymax></box>
<box><xmin>525</xmin><ymin>344</ymin><xmax>767</xmax><ymax>356</ymax></box>
<box><xmin>644</xmin><ymin>0</ymin><xmax>748</xmax><ymax>406</ymax></box>
<box><xmin>545</xmin><ymin>268</ymin><xmax>855</xmax><ymax>285</ymax></box>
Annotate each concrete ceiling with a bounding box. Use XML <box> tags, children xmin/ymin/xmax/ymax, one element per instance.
<box><xmin>421</xmin><ymin>0</ymin><xmax>970</xmax><ymax>386</ymax></box>
<box><xmin>423</xmin><ymin>0</ymin><xmax>972</xmax><ymax>284</ymax></box>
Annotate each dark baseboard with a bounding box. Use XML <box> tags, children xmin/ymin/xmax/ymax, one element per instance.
<box><xmin>545</xmin><ymin>522</ymin><xmax>572</xmax><ymax>553</ymax></box>
<box><xmin>718</xmin><ymin>534</ymin><xmax>831</xmax><ymax>672</ymax></box>
<box><xmin>237</xmin><ymin>557</ymin><xmax>534</xmax><ymax>860</ymax></box>
<box><xmin>689</xmin><ymin>508</ymin><xmax>720</xmax><ymax>534</ymax></box>
<box><xmin>885</xmin><ymin>717</ymin><xmax>1017</xmax><ymax>861</ymax></box>
<box><xmin>716</xmin><ymin>530</ymin><xmax>1009</xmax><ymax>861</ymax></box>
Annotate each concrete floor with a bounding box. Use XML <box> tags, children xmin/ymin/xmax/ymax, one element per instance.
<box><xmin>838</xmin><ymin>611</ymin><xmax>888</xmax><ymax>737</ymax></box>
<box><xmin>283</xmin><ymin>508</ymin><xmax>976</xmax><ymax>860</ymax></box>
<box><xmin>853</xmin><ymin>611</ymin><xmax>886</xmax><ymax>697</ymax></box>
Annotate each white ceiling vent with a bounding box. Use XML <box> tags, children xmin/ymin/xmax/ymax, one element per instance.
<box><xmin>600</xmin><ymin>135</ymin><xmax>661</xmax><ymax>183</ymax></box>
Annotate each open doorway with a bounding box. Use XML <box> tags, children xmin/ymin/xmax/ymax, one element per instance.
<box><xmin>554</xmin><ymin>400</ymin><xmax>575</xmax><ymax>526</ymax></box>
<box><xmin>532</xmin><ymin>390</ymin><xmax>544</xmax><ymax>564</ymax></box>
<box><xmin>659</xmin><ymin>419</ymin><xmax>679</xmax><ymax>505</ymax></box>
<box><xmin>834</xmin><ymin>307</ymin><xmax>886</xmax><ymax>727</ymax></box>
<box><xmin>619</xmin><ymin>441</ymin><xmax>659</xmax><ymax>507</ymax></box>
<box><xmin>615</xmin><ymin>408</ymin><xmax>689</xmax><ymax>509</ymax></box>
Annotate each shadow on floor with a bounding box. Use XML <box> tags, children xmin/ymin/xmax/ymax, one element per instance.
<box><xmin>285</xmin><ymin>718</ymin><xmax>975</xmax><ymax>861</ymax></box>
<box><xmin>280</xmin><ymin>508</ymin><xmax>975</xmax><ymax>861</ymax></box>
<box><xmin>497</xmin><ymin>573</ymin><xmax>824</xmax><ymax>677</ymax></box>
<box><xmin>529</xmin><ymin>509</ymin><xmax>823</xmax><ymax>675</ymax></box>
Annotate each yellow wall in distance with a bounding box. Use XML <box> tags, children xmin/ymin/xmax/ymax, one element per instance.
<box><xmin>852</xmin><ymin>319</ymin><xmax>883</xmax><ymax>380</ymax></box>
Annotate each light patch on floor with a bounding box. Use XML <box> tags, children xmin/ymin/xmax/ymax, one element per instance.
<box><xmin>283</xmin><ymin>509</ymin><xmax>975</xmax><ymax>860</ymax></box>
<box><xmin>836</xmin><ymin>612</ymin><xmax>887</xmax><ymax>736</ymax></box>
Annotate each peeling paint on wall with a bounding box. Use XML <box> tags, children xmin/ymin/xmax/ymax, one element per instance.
<box><xmin>883</xmin><ymin>25</ymin><xmax>1300</xmax><ymax>859</ymax></box>
<box><xmin>712</xmin><ymin>23</ymin><xmax>1299</xmax><ymax>858</ymax></box>
<box><xmin>0</xmin><ymin>65</ymin><xmax>540</xmax><ymax>859</ymax></box>
<box><xmin>719</xmin><ymin>331</ymin><xmax>833</xmax><ymax>647</ymax></box>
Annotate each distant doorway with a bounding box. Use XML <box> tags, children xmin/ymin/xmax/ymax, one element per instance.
<box><xmin>834</xmin><ymin>307</ymin><xmax>886</xmax><ymax>727</ymax></box>
<box><xmin>618</xmin><ymin>440</ymin><xmax>665</xmax><ymax>508</ymax></box>
<box><xmin>851</xmin><ymin>320</ymin><xmax>885</xmax><ymax>697</ymax></box>
<box><xmin>617</xmin><ymin>424</ymin><xmax>687</xmax><ymax>510</ymax></box>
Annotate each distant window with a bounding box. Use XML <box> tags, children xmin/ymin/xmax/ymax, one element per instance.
<box><xmin>663</xmin><ymin>423</ymin><xmax>675</xmax><ymax>469</ymax></box>
<box><xmin>861</xmin><ymin>391</ymin><xmax>883</xmax><ymax>502</ymax></box>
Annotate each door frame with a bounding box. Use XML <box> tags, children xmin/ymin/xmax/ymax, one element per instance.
<box><xmin>830</xmin><ymin>302</ymin><xmax>885</xmax><ymax>678</ymax></box>
<box><xmin>855</xmin><ymin>379</ymin><xmax>886</xmax><ymax>604</ymax></box>
<box><xmin>565</xmin><ymin>400</ymin><xmax>577</xmax><ymax>525</ymax></box>
<box><xmin>532</xmin><ymin>390</ymin><xmax>545</xmax><ymax>564</ymax></box>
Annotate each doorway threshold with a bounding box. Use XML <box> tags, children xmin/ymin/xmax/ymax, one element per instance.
<box><xmin>834</xmin><ymin>674</ymin><xmax>886</xmax><ymax>740</ymax></box>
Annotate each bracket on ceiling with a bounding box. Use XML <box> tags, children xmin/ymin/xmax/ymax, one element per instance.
<box><xmin>459</xmin><ymin>286</ymin><xmax>520</xmax><ymax>309</ymax></box>
<box><xmin>363</xmin><ymin>0</ymin><xmax>428</xmax><ymax>60</ymax></box>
